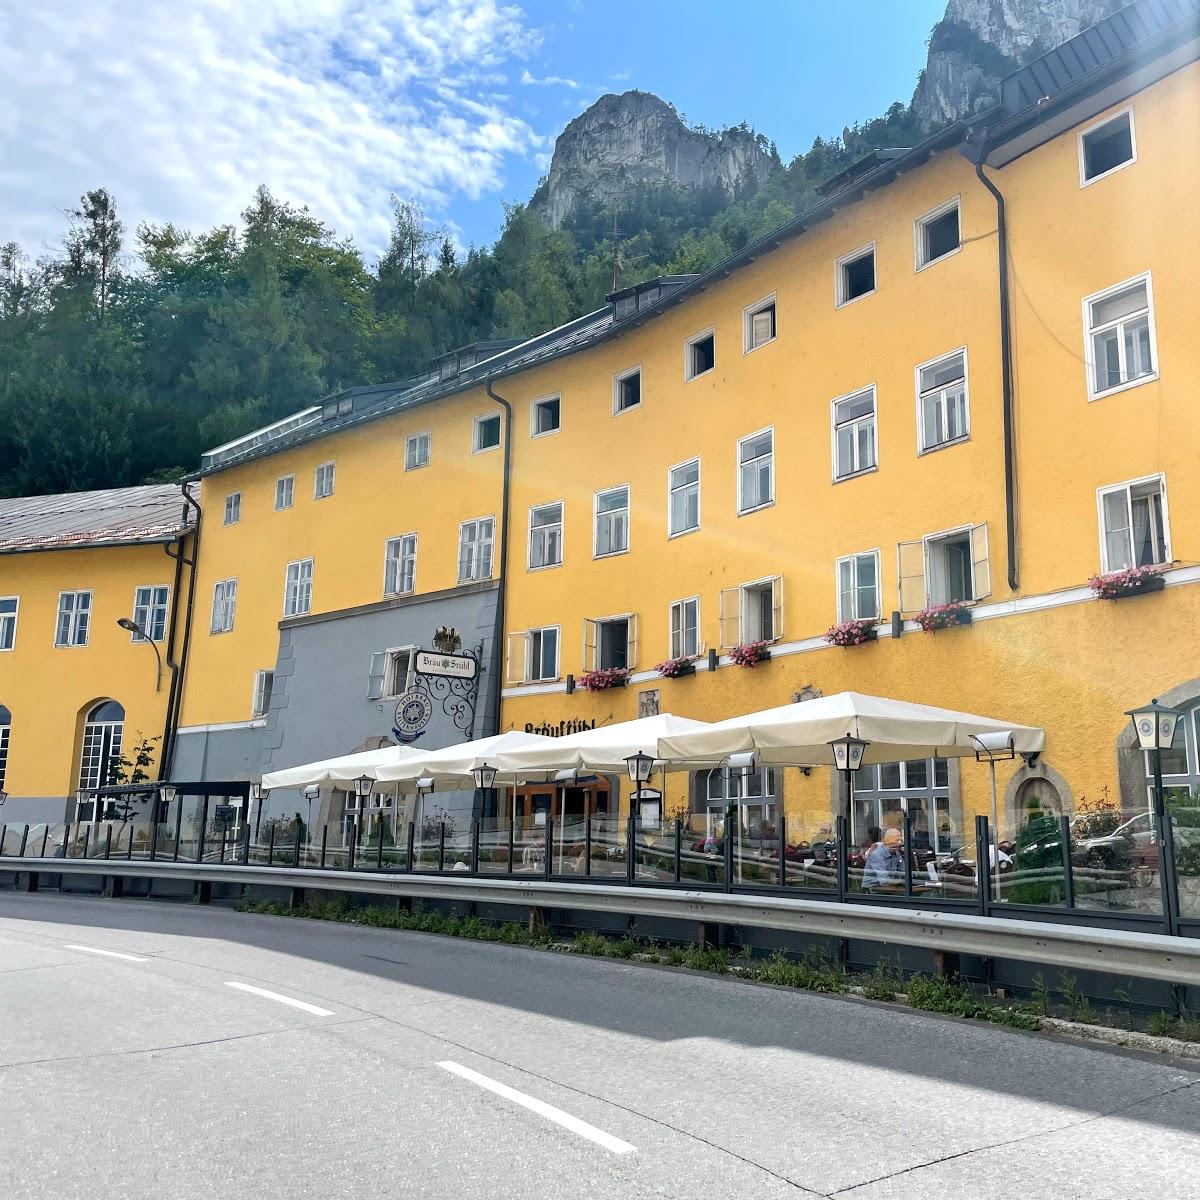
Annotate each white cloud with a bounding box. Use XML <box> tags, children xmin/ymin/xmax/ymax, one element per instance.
<box><xmin>520</xmin><ymin>68</ymin><xmax>579</xmax><ymax>88</ymax></box>
<box><xmin>0</xmin><ymin>0</ymin><xmax>545</xmax><ymax>260</ymax></box>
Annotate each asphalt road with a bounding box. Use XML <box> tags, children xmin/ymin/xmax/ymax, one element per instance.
<box><xmin>2</xmin><ymin>895</ymin><xmax>1198</xmax><ymax>1199</ymax></box>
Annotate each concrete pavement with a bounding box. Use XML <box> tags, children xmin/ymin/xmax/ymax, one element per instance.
<box><xmin>1</xmin><ymin>893</ymin><xmax>1198</xmax><ymax>1198</ymax></box>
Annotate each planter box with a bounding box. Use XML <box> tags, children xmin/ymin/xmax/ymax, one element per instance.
<box><xmin>658</xmin><ymin>662</ymin><xmax>696</xmax><ymax>679</ymax></box>
<box><xmin>1101</xmin><ymin>575</ymin><xmax>1165</xmax><ymax>599</ymax></box>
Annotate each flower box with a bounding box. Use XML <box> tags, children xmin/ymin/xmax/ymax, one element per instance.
<box><xmin>730</xmin><ymin>641</ymin><xmax>771</xmax><ymax>668</ymax></box>
<box><xmin>654</xmin><ymin>657</ymin><xmax>697</xmax><ymax>679</ymax></box>
<box><xmin>914</xmin><ymin>601</ymin><xmax>973</xmax><ymax>632</ymax></box>
<box><xmin>577</xmin><ymin>667</ymin><xmax>631</xmax><ymax>692</ymax></box>
<box><xmin>823</xmin><ymin>619</ymin><xmax>878</xmax><ymax>648</ymax></box>
<box><xmin>1089</xmin><ymin>565</ymin><xmax>1166</xmax><ymax>600</ymax></box>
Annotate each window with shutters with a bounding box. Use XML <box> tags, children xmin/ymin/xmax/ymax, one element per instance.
<box><xmin>594</xmin><ymin>486</ymin><xmax>629</xmax><ymax>557</ymax></box>
<box><xmin>252</xmin><ymin>670</ymin><xmax>274</xmax><ymax>718</ymax></box>
<box><xmin>669</xmin><ymin>597</ymin><xmax>700</xmax><ymax>659</ymax></box>
<box><xmin>223</xmin><ymin>491</ymin><xmax>241</xmax><ymax>525</ymax></box>
<box><xmin>404</xmin><ymin>431</ymin><xmax>431</xmax><ymax>470</ymax></box>
<box><xmin>1084</xmin><ymin>274</ymin><xmax>1157</xmax><ymax>399</ymax></box>
<box><xmin>743</xmin><ymin>295</ymin><xmax>777</xmax><ymax>353</ymax></box>
<box><xmin>210</xmin><ymin>579</ymin><xmax>237</xmax><ymax>633</ymax></box>
<box><xmin>916</xmin><ymin>349</ymin><xmax>969</xmax><ymax>452</ymax></box>
<box><xmin>314</xmin><ymin>461</ymin><xmax>335</xmax><ymax>499</ymax></box>
<box><xmin>131</xmin><ymin>585</ymin><xmax>170</xmax><ymax>642</ymax></box>
<box><xmin>668</xmin><ymin>458</ymin><xmax>700</xmax><ymax>536</ymax></box>
<box><xmin>831</xmin><ymin>387</ymin><xmax>877</xmax><ymax>480</ymax></box>
<box><xmin>584</xmin><ymin>615</ymin><xmax>637</xmax><ymax>671</ymax></box>
<box><xmin>613</xmin><ymin>367</ymin><xmax>642</xmax><ymax>414</ymax></box>
<box><xmin>1079</xmin><ymin>108</ymin><xmax>1136</xmax><ymax>186</ymax></box>
<box><xmin>915</xmin><ymin>198</ymin><xmax>960</xmax><ymax>269</ymax></box>
<box><xmin>720</xmin><ymin>577</ymin><xmax>783</xmax><ymax>646</ymax></box>
<box><xmin>458</xmin><ymin>517</ymin><xmax>494</xmax><ymax>583</ymax></box>
<box><xmin>737</xmin><ymin>428</ymin><xmax>774</xmax><ymax>514</ymax></box>
<box><xmin>836</xmin><ymin>551</ymin><xmax>881</xmax><ymax>622</ymax></box>
<box><xmin>0</xmin><ymin>597</ymin><xmax>17</xmax><ymax>651</ymax></box>
<box><xmin>1098</xmin><ymin>475</ymin><xmax>1169</xmax><ymax>573</ymax></box>
<box><xmin>836</xmin><ymin>243</ymin><xmax>876</xmax><ymax>306</ymax></box>
<box><xmin>529</xmin><ymin>502</ymin><xmax>564</xmax><ymax>569</ymax></box>
<box><xmin>283</xmin><ymin>558</ymin><xmax>313</xmax><ymax>617</ymax></box>
<box><xmin>384</xmin><ymin>534</ymin><xmax>417</xmax><ymax>595</ymax></box>
<box><xmin>55</xmin><ymin>590</ymin><xmax>91</xmax><ymax>647</ymax></box>
<box><xmin>274</xmin><ymin>474</ymin><xmax>294</xmax><ymax>510</ymax></box>
<box><xmin>897</xmin><ymin>524</ymin><xmax>991</xmax><ymax>611</ymax></box>
<box><xmin>531</xmin><ymin>396</ymin><xmax>561</xmax><ymax>437</ymax></box>
<box><xmin>684</xmin><ymin>329</ymin><xmax>715</xmax><ymax>381</ymax></box>
<box><xmin>507</xmin><ymin>627</ymin><xmax>560</xmax><ymax>684</ymax></box>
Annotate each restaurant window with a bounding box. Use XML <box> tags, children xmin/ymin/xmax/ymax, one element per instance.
<box><xmin>832</xmin><ymin>387</ymin><xmax>876</xmax><ymax>480</ymax></box>
<box><xmin>898</xmin><ymin>524</ymin><xmax>990</xmax><ymax>611</ymax></box>
<box><xmin>283</xmin><ymin>558</ymin><xmax>313</xmax><ymax>617</ymax></box>
<box><xmin>1080</xmin><ymin>108</ymin><xmax>1135</xmax><ymax>185</ymax></box>
<box><xmin>473</xmin><ymin>412</ymin><xmax>502</xmax><ymax>452</ymax></box>
<box><xmin>210</xmin><ymin>578</ymin><xmax>237</xmax><ymax>634</ymax></box>
<box><xmin>458</xmin><ymin>517</ymin><xmax>494</xmax><ymax>583</ymax></box>
<box><xmin>223</xmin><ymin>491</ymin><xmax>241</xmax><ymax>525</ymax></box>
<box><xmin>405</xmin><ymin>432</ymin><xmax>431</xmax><ymax>470</ymax></box>
<box><xmin>251</xmin><ymin>670</ymin><xmax>274</xmax><ymax>718</ymax></box>
<box><xmin>274</xmin><ymin>474</ymin><xmax>294</xmax><ymax>510</ymax></box>
<box><xmin>1098</xmin><ymin>475</ymin><xmax>1169</xmax><ymax>573</ymax></box>
<box><xmin>384</xmin><ymin>534</ymin><xmax>418</xmax><ymax>595</ymax></box>
<box><xmin>852</xmin><ymin>758</ymin><xmax>957</xmax><ymax>854</ymax></box>
<box><xmin>737</xmin><ymin>428</ymin><xmax>774</xmax><ymax>513</ymax></box>
<box><xmin>613</xmin><ymin>367</ymin><xmax>642</xmax><ymax>413</ymax></box>
<box><xmin>701</xmin><ymin>767</ymin><xmax>777</xmax><ymax>839</ymax></box>
<box><xmin>668</xmin><ymin>458</ymin><xmax>700</xmax><ymax>536</ymax></box>
<box><xmin>529</xmin><ymin>502</ymin><xmax>564</xmax><ymax>569</ymax></box>
<box><xmin>584</xmin><ymin>615</ymin><xmax>636</xmax><ymax>671</ymax></box>
<box><xmin>915</xmin><ymin>199</ymin><xmax>960</xmax><ymax>269</ymax></box>
<box><xmin>0</xmin><ymin>597</ymin><xmax>17</xmax><ymax>651</ymax></box>
<box><xmin>917</xmin><ymin>350</ymin><xmax>969</xmax><ymax>452</ymax></box>
<box><xmin>836</xmin><ymin>243</ymin><xmax>875</xmax><ymax>306</ymax></box>
<box><xmin>55</xmin><ymin>590</ymin><xmax>92</xmax><ymax>647</ymax></box>
<box><xmin>314</xmin><ymin>461</ymin><xmax>335</xmax><ymax>499</ymax></box>
<box><xmin>78</xmin><ymin>700</ymin><xmax>124</xmax><ymax>791</ymax></box>
<box><xmin>131</xmin><ymin>585</ymin><xmax>169</xmax><ymax>642</ymax></box>
<box><xmin>721</xmin><ymin>577</ymin><xmax>783</xmax><ymax>646</ymax></box>
<box><xmin>1085</xmin><ymin>274</ymin><xmax>1156</xmax><ymax>399</ymax></box>
<box><xmin>531</xmin><ymin>396</ymin><xmax>561</xmax><ymax>437</ymax></box>
<box><xmin>594</xmin><ymin>486</ymin><xmax>629</xmax><ymax>557</ymax></box>
<box><xmin>836</xmin><ymin>551</ymin><xmax>880</xmax><ymax>622</ymax></box>
<box><xmin>669</xmin><ymin>597</ymin><xmax>700</xmax><ymax>659</ymax></box>
<box><xmin>685</xmin><ymin>329</ymin><xmax>715</xmax><ymax>381</ymax></box>
<box><xmin>744</xmin><ymin>295</ymin><xmax>776</xmax><ymax>352</ymax></box>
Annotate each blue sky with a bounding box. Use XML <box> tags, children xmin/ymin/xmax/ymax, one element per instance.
<box><xmin>0</xmin><ymin>1</ymin><xmax>946</xmax><ymax>262</ymax></box>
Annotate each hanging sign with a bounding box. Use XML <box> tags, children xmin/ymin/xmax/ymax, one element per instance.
<box><xmin>393</xmin><ymin>689</ymin><xmax>433</xmax><ymax>742</ymax></box>
<box><xmin>415</xmin><ymin>651</ymin><xmax>477</xmax><ymax>679</ymax></box>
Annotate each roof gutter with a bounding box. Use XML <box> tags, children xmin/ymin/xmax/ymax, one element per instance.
<box><xmin>484</xmin><ymin>379</ymin><xmax>513</xmax><ymax>746</ymax></box>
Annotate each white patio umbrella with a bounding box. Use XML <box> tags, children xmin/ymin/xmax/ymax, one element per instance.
<box><xmin>373</xmin><ymin>728</ymin><xmax>556</xmax><ymax>785</ymax></box>
<box><xmin>261</xmin><ymin>744</ymin><xmax>424</xmax><ymax>790</ymax></box>
<box><xmin>656</xmin><ymin>691</ymin><xmax>1044</xmax><ymax>767</ymax></box>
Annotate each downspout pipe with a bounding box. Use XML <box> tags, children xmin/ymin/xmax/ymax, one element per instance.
<box><xmin>969</xmin><ymin>145</ymin><xmax>1019</xmax><ymax>592</ymax></box>
<box><xmin>485</xmin><ymin>379</ymin><xmax>513</xmax><ymax>746</ymax></box>
<box><xmin>160</xmin><ymin>536</ymin><xmax>185</xmax><ymax>762</ymax></box>
<box><xmin>161</xmin><ymin>482</ymin><xmax>202</xmax><ymax>778</ymax></box>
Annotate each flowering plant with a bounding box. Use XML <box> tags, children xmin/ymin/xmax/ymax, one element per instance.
<box><xmin>914</xmin><ymin>600</ymin><xmax>972</xmax><ymax>632</ymax></box>
<box><xmin>823</xmin><ymin>618</ymin><xmax>877</xmax><ymax>647</ymax></box>
<box><xmin>730</xmin><ymin>640</ymin><xmax>770</xmax><ymax>667</ymax></box>
<box><xmin>1088</xmin><ymin>564</ymin><xmax>1164</xmax><ymax>599</ymax></box>
<box><xmin>654</xmin><ymin>656</ymin><xmax>696</xmax><ymax>678</ymax></box>
<box><xmin>577</xmin><ymin>667</ymin><xmax>631</xmax><ymax>692</ymax></box>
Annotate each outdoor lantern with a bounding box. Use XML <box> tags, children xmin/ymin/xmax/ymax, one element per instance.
<box><xmin>159</xmin><ymin>784</ymin><xmax>177</xmax><ymax>807</ymax></box>
<box><xmin>1126</xmin><ymin>699</ymin><xmax>1182</xmax><ymax>752</ymax></box>
<box><xmin>353</xmin><ymin>774</ymin><xmax>373</xmax><ymax>800</ymax></box>
<box><xmin>416</xmin><ymin>774</ymin><xmax>436</xmax><ymax>795</ymax></box>
<box><xmin>472</xmin><ymin>762</ymin><xmax>498</xmax><ymax>790</ymax></box>
<box><xmin>624</xmin><ymin>751</ymin><xmax>655</xmax><ymax>786</ymax></box>
<box><xmin>971</xmin><ymin>731</ymin><xmax>1016</xmax><ymax>762</ymax></box>
<box><xmin>828</xmin><ymin>734</ymin><xmax>869</xmax><ymax>773</ymax></box>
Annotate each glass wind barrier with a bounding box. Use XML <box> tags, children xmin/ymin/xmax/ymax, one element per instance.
<box><xmin>1170</xmin><ymin>787</ymin><xmax>1200</xmax><ymax>920</ymax></box>
<box><xmin>633</xmin><ymin>818</ymin><xmax>676</xmax><ymax>882</ymax></box>
<box><xmin>679</xmin><ymin>813</ymin><xmax>725</xmax><ymax>887</ymax></box>
<box><xmin>477</xmin><ymin>817</ymin><xmax>512</xmax><ymax>874</ymax></box>
<box><xmin>1068</xmin><ymin>801</ymin><xmax>1165</xmax><ymax>915</ymax></box>
<box><xmin>587</xmin><ymin>817</ymin><xmax>627</xmax><ymax>878</ymax></box>
<box><xmin>551</xmin><ymin>815</ymin><xmax>590</xmax><ymax>877</ymax></box>
<box><xmin>781</xmin><ymin>816</ymin><xmax>837</xmax><ymax>892</ymax></box>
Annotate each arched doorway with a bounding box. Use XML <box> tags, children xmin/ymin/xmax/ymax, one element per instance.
<box><xmin>1015</xmin><ymin>776</ymin><xmax>1063</xmax><ymax>823</ymax></box>
<box><xmin>78</xmin><ymin>700</ymin><xmax>125</xmax><ymax>792</ymax></box>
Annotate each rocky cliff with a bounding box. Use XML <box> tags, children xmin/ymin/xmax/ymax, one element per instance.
<box><xmin>911</xmin><ymin>0</ymin><xmax>1122</xmax><ymax>128</ymax></box>
<box><xmin>535</xmin><ymin>91</ymin><xmax>774</xmax><ymax>229</ymax></box>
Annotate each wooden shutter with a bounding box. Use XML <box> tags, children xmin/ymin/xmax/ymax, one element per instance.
<box><xmin>366</xmin><ymin>652</ymin><xmax>386</xmax><ymax>700</ymax></box>
<box><xmin>971</xmin><ymin>523</ymin><xmax>992</xmax><ymax>601</ymax></box>
<box><xmin>626</xmin><ymin>614</ymin><xmax>638</xmax><ymax>669</ymax></box>
<box><xmin>770</xmin><ymin>576</ymin><xmax>784</xmax><ymax>642</ymax></box>
<box><xmin>582</xmin><ymin>619</ymin><xmax>598</xmax><ymax>672</ymax></box>
<box><xmin>719</xmin><ymin>587</ymin><xmax>740</xmax><ymax>648</ymax></box>
<box><xmin>897</xmin><ymin>540</ymin><xmax>927</xmax><ymax>613</ymax></box>
<box><xmin>505</xmin><ymin>632</ymin><xmax>528</xmax><ymax>685</ymax></box>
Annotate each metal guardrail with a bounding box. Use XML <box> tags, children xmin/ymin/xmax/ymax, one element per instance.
<box><xmin>6</xmin><ymin>854</ymin><xmax>1200</xmax><ymax>986</ymax></box>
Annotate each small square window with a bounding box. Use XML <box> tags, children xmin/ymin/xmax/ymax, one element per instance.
<box><xmin>916</xmin><ymin>201</ymin><xmax>960</xmax><ymax>269</ymax></box>
<box><xmin>274</xmin><ymin>475</ymin><xmax>294</xmax><ymax>511</ymax></box>
<box><xmin>531</xmin><ymin>396</ymin><xmax>560</xmax><ymax>437</ymax></box>
<box><xmin>613</xmin><ymin>368</ymin><xmax>641</xmax><ymax>413</ymax></box>
<box><xmin>473</xmin><ymin>413</ymin><xmax>501</xmax><ymax>452</ymax></box>
<box><xmin>836</xmin><ymin>244</ymin><xmax>876</xmax><ymax>306</ymax></box>
<box><xmin>744</xmin><ymin>297</ymin><xmax>776</xmax><ymax>352</ymax></box>
<box><xmin>405</xmin><ymin>432</ymin><xmax>430</xmax><ymax>470</ymax></box>
<box><xmin>1080</xmin><ymin>110</ymin><xmax>1135</xmax><ymax>184</ymax></box>
<box><xmin>223</xmin><ymin>492</ymin><xmax>241</xmax><ymax>525</ymax></box>
<box><xmin>685</xmin><ymin>330</ymin><xmax>715</xmax><ymax>381</ymax></box>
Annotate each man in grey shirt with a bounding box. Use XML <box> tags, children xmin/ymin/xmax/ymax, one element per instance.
<box><xmin>862</xmin><ymin>827</ymin><xmax>904</xmax><ymax>891</ymax></box>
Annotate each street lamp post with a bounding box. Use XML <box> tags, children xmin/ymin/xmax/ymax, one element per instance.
<box><xmin>624</xmin><ymin>752</ymin><xmax>655</xmax><ymax>822</ymax></box>
<box><xmin>971</xmin><ymin>731</ymin><xmax>1016</xmax><ymax>903</ymax></box>
<box><xmin>828</xmin><ymin>735</ymin><xmax>869</xmax><ymax>899</ymax></box>
<box><xmin>353</xmin><ymin>774</ymin><xmax>373</xmax><ymax>848</ymax></box>
<box><xmin>1126</xmin><ymin>699</ymin><xmax>1183</xmax><ymax>936</ymax></box>
<box><xmin>116</xmin><ymin>618</ymin><xmax>162</xmax><ymax>691</ymax></box>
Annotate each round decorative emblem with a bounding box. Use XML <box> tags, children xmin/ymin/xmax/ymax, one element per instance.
<box><xmin>395</xmin><ymin>689</ymin><xmax>433</xmax><ymax>737</ymax></box>
<box><xmin>1139</xmin><ymin>718</ymin><xmax>1155</xmax><ymax>737</ymax></box>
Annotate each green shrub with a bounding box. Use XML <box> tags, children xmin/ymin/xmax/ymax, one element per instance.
<box><xmin>862</xmin><ymin>959</ymin><xmax>902</xmax><ymax>1001</ymax></box>
<box><xmin>572</xmin><ymin>931</ymin><xmax>610</xmax><ymax>956</ymax></box>
<box><xmin>607</xmin><ymin>937</ymin><xmax>639</xmax><ymax>959</ymax></box>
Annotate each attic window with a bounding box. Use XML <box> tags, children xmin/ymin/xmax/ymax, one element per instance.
<box><xmin>916</xmin><ymin>201</ymin><xmax>960</xmax><ymax>269</ymax></box>
<box><xmin>685</xmin><ymin>330</ymin><xmax>715</xmax><ymax>381</ymax></box>
<box><xmin>439</xmin><ymin>358</ymin><xmax>457</xmax><ymax>381</ymax></box>
<box><xmin>322</xmin><ymin>396</ymin><xmax>353</xmax><ymax>421</ymax></box>
<box><xmin>614</xmin><ymin>294</ymin><xmax>637</xmax><ymax>321</ymax></box>
<box><xmin>836</xmin><ymin>244</ymin><xmax>876</xmax><ymax>306</ymax></box>
<box><xmin>1080</xmin><ymin>109</ymin><xmax>1135</xmax><ymax>185</ymax></box>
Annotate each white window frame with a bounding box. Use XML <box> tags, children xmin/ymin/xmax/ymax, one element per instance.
<box><xmin>668</xmin><ymin>596</ymin><xmax>702</xmax><ymax>660</ymax></box>
<box><xmin>530</xmin><ymin>395</ymin><xmax>561</xmax><ymax>439</ymax></box>
<box><xmin>55</xmin><ymin>590</ymin><xmax>92</xmax><ymax>648</ymax></box>
<box><xmin>720</xmin><ymin>576</ymin><xmax>784</xmax><ymax>647</ymax></box>
<box><xmin>210</xmin><ymin>578</ymin><xmax>237</xmax><ymax>634</ymax></box>
<box><xmin>314</xmin><ymin>461</ymin><xmax>335</xmax><ymax>499</ymax></box>
<box><xmin>593</xmin><ymin>485</ymin><xmax>630</xmax><ymax>559</ymax></box>
<box><xmin>283</xmin><ymin>558</ymin><xmax>314</xmax><ymax>618</ymax></box>
<box><xmin>1082</xmin><ymin>271</ymin><xmax>1159</xmax><ymax>401</ymax></box>
<box><xmin>836</xmin><ymin>550</ymin><xmax>882</xmax><ymax>623</ymax></box>
<box><xmin>383</xmin><ymin>533</ymin><xmax>418</xmax><ymax>596</ymax></box>
<box><xmin>667</xmin><ymin>456</ymin><xmax>701</xmax><ymax>538</ymax></box>
<box><xmin>897</xmin><ymin>524</ymin><xmax>991</xmax><ymax>611</ymax></box>
<box><xmin>223</xmin><ymin>491</ymin><xmax>241</xmax><ymax>526</ymax></box>
<box><xmin>508</xmin><ymin>626</ymin><xmax>561</xmax><ymax>684</ymax></box>
<box><xmin>274</xmin><ymin>474</ymin><xmax>294</xmax><ymax>511</ymax></box>
<box><xmin>130</xmin><ymin>585</ymin><xmax>170</xmax><ymax>643</ymax></box>
<box><xmin>835</xmin><ymin>241</ymin><xmax>876</xmax><ymax>308</ymax></box>
<box><xmin>0</xmin><ymin>596</ymin><xmax>19</xmax><ymax>651</ymax></box>
<box><xmin>612</xmin><ymin>365</ymin><xmax>642</xmax><ymax>415</ymax></box>
<box><xmin>382</xmin><ymin>645</ymin><xmax>418</xmax><ymax>699</ymax></box>
<box><xmin>1078</xmin><ymin>105</ymin><xmax>1137</xmax><ymax>188</ymax></box>
<box><xmin>743</xmin><ymin>293</ymin><xmax>777</xmax><ymax>354</ymax></box>
<box><xmin>1096</xmin><ymin>473</ymin><xmax>1171</xmax><ymax>574</ymax></box>
<box><xmin>583</xmin><ymin>613</ymin><xmax>637</xmax><ymax>672</ymax></box>
<box><xmin>915</xmin><ymin>347</ymin><xmax>970</xmax><ymax>454</ymax></box>
<box><xmin>914</xmin><ymin>196</ymin><xmax>961</xmax><ymax>271</ymax></box>
<box><xmin>528</xmin><ymin>501</ymin><xmax>564</xmax><ymax>571</ymax></box>
<box><xmin>830</xmin><ymin>384</ymin><xmax>878</xmax><ymax>482</ymax></box>
<box><xmin>683</xmin><ymin>327</ymin><xmax>716</xmax><ymax>382</ymax></box>
<box><xmin>472</xmin><ymin>412</ymin><xmax>502</xmax><ymax>454</ymax></box>
<box><xmin>251</xmin><ymin>669</ymin><xmax>274</xmax><ymax>718</ymax></box>
<box><xmin>736</xmin><ymin>427</ymin><xmax>774</xmax><ymax>515</ymax></box>
<box><xmin>404</xmin><ymin>431</ymin><xmax>431</xmax><ymax>471</ymax></box>
<box><xmin>458</xmin><ymin>516</ymin><xmax>495</xmax><ymax>583</ymax></box>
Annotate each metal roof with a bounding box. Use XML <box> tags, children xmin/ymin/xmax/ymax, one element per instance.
<box><xmin>0</xmin><ymin>484</ymin><xmax>194</xmax><ymax>554</ymax></box>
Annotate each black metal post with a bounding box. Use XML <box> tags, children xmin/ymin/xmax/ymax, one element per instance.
<box><xmin>836</xmin><ymin>813</ymin><xmax>848</xmax><ymax>903</ymax></box>
<box><xmin>778</xmin><ymin>815</ymin><xmax>787</xmax><ymax>888</ymax></box>
<box><xmin>319</xmin><ymin>824</ymin><xmax>328</xmax><ymax>869</ymax></box>
<box><xmin>584</xmin><ymin>813</ymin><xmax>592</xmax><ymax>877</ymax></box>
<box><xmin>1058</xmin><ymin>813</ymin><xmax>1075</xmax><ymax>910</ymax></box>
<box><xmin>172</xmin><ymin>797</ymin><xmax>183</xmax><ymax>862</ymax></box>
<box><xmin>80</xmin><ymin>825</ymin><xmax>90</xmax><ymax>860</ymax></box>
<box><xmin>723</xmin><ymin>802</ymin><xmax>735</xmax><ymax>893</ymax></box>
<box><xmin>544</xmin><ymin>817</ymin><xmax>553</xmax><ymax>881</ymax></box>
<box><xmin>41</xmin><ymin>825</ymin><xmax>50</xmax><ymax>858</ymax></box>
<box><xmin>104</xmin><ymin>826</ymin><xmax>112</xmax><ymax>860</ymax></box>
<box><xmin>626</xmin><ymin>814</ymin><xmax>636</xmax><ymax>886</ymax></box>
<box><xmin>470</xmin><ymin>820</ymin><xmax>480</xmax><ymax>875</ymax></box>
<box><xmin>346</xmin><ymin>817</ymin><xmax>356</xmax><ymax>870</ymax></box>
<box><xmin>903</xmin><ymin>811</ymin><xmax>913</xmax><ymax>898</ymax></box>
<box><xmin>435</xmin><ymin>821</ymin><xmax>444</xmax><ymax>872</ymax></box>
<box><xmin>219</xmin><ymin>826</ymin><xmax>227</xmax><ymax>864</ymax></box>
<box><xmin>196</xmin><ymin>797</ymin><xmax>209</xmax><ymax>864</ymax></box>
<box><xmin>975</xmin><ymin>814</ymin><xmax>991</xmax><ymax>916</ymax></box>
<box><xmin>0</xmin><ymin>823</ymin><xmax>7</xmax><ymax>857</ymax></box>
<box><xmin>506</xmin><ymin>809</ymin><xmax>515</xmax><ymax>876</ymax></box>
<box><xmin>19</xmin><ymin>825</ymin><xmax>29</xmax><ymax>857</ymax></box>
<box><xmin>1153</xmin><ymin>747</ymin><xmax>1181</xmax><ymax>937</ymax></box>
<box><xmin>295</xmin><ymin>819</ymin><xmax>303</xmax><ymax>868</ymax></box>
<box><xmin>127</xmin><ymin>825</ymin><xmax>134</xmax><ymax>859</ymax></box>
<box><xmin>406</xmin><ymin>819</ymin><xmax>415</xmax><ymax>872</ymax></box>
<box><xmin>377</xmin><ymin>818</ymin><xmax>385</xmax><ymax>870</ymax></box>
<box><xmin>268</xmin><ymin>822</ymin><xmax>277</xmax><ymax>868</ymax></box>
<box><xmin>673</xmin><ymin>817</ymin><xmax>682</xmax><ymax>885</ymax></box>
<box><xmin>241</xmin><ymin>822</ymin><xmax>251</xmax><ymax>865</ymax></box>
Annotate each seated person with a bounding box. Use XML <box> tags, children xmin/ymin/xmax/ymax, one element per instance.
<box><xmin>862</xmin><ymin>828</ymin><xmax>905</xmax><ymax>892</ymax></box>
<box><xmin>862</xmin><ymin>824</ymin><xmax>883</xmax><ymax>855</ymax></box>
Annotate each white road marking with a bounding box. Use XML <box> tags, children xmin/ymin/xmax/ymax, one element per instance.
<box><xmin>65</xmin><ymin>944</ymin><xmax>149</xmax><ymax>962</ymax></box>
<box><xmin>437</xmin><ymin>1060</ymin><xmax>636</xmax><ymax>1155</ymax></box>
<box><xmin>223</xmin><ymin>981</ymin><xmax>334</xmax><ymax>1017</ymax></box>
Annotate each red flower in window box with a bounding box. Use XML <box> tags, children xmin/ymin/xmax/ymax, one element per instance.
<box><xmin>577</xmin><ymin>667</ymin><xmax>631</xmax><ymax>692</ymax></box>
<box><xmin>1088</xmin><ymin>564</ymin><xmax>1166</xmax><ymax>599</ymax></box>
<box><xmin>823</xmin><ymin>619</ymin><xmax>878</xmax><ymax>647</ymax></box>
<box><xmin>730</xmin><ymin>641</ymin><xmax>771</xmax><ymax>667</ymax></box>
<box><xmin>654</xmin><ymin>656</ymin><xmax>696</xmax><ymax>679</ymax></box>
<box><xmin>914</xmin><ymin>601</ymin><xmax>973</xmax><ymax>632</ymax></box>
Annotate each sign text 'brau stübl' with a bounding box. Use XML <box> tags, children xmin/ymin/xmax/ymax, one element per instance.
<box><xmin>524</xmin><ymin>719</ymin><xmax>597</xmax><ymax>737</ymax></box>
